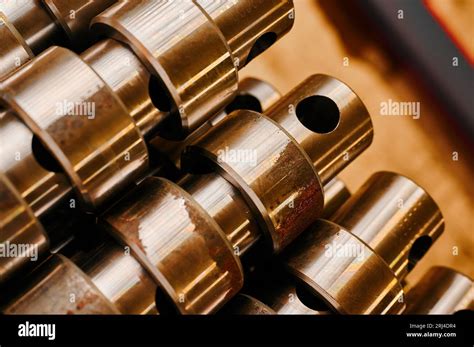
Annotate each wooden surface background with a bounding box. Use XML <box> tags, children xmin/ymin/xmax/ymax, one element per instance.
<box><xmin>241</xmin><ymin>0</ymin><xmax>473</xmax><ymax>284</ymax></box>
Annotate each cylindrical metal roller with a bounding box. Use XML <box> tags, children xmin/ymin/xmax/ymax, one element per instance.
<box><xmin>76</xmin><ymin>242</ymin><xmax>159</xmax><ymax>315</ymax></box>
<box><xmin>184</xmin><ymin>74</ymin><xmax>373</xmax><ymax>253</ymax></box>
<box><xmin>149</xmin><ymin>77</ymin><xmax>283</xmax><ymax>171</ymax></box>
<box><xmin>194</xmin><ymin>0</ymin><xmax>294</xmax><ymax>67</ymax></box>
<box><xmin>0</xmin><ymin>46</ymin><xmax>149</xmax><ymax>210</ymax></box>
<box><xmin>91</xmin><ymin>0</ymin><xmax>294</xmax><ymax>136</ymax></box>
<box><xmin>283</xmin><ymin>219</ymin><xmax>405</xmax><ymax>314</ymax></box>
<box><xmin>42</xmin><ymin>0</ymin><xmax>117</xmax><ymax>49</ymax></box>
<box><xmin>3</xmin><ymin>255</ymin><xmax>120</xmax><ymax>314</ymax></box>
<box><xmin>0</xmin><ymin>0</ymin><xmax>60</xmax><ymax>54</ymax></box>
<box><xmin>282</xmin><ymin>172</ymin><xmax>444</xmax><ymax>314</ymax></box>
<box><xmin>266</xmin><ymin>74</ymin><xmax>373</xmax><ymax>185</ymax></box>
<box><xmin>81</xmin><ymin>38</ymin><xmax>166</xmax><ymax>138</ymax></box>
<box><xmin>0</xmin><ymin>12</ymin><xmax>33</xmax><ymax>78</ymax></box>
<box><xmin>0</xmin><ymin>109</ymin><xmax>71</xmax><ymax>217</ymax></box>
<box><xmin>179</xmin><ymin>172</ymin><xmax>261</xmax><ymax>256</ymax></box>
<box><xmin>0</xmin><ymin>172</ymin><xmax>48</xmax><ymax>284</ymax></box>
<box><xmin>405</xmin><ymin>267</ymin><xmax>474</xmax><ymax>314</ymax></box>
<box><xmin>185</xmin><ymin>110</ymin><xmax>324</xmax><ymax>253</ymax></box>
<box><xmin>102</xmin><ymin>177</ymin><xmax>244</xmax><ymax>314</ymax></box>
<box><xmin>0</xmin><ymin>0</ymin><xmax>117</xmax><ymax>78</ymax></box>
<box><xmin>242</xmin><ymin>271</ymin><xmax>331</xmax><ymax>315</ymax></box>
<box><xmin>332</xmin><ymin>171</ymin><xmax>444</xmax><ymax>279</ymax></box>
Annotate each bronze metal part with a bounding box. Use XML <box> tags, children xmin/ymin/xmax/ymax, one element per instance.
<box><xmin>283</xmin><ymin>171</ymin><xmax>444</xmax><ymax>314</ymax></box>
<box><xmin>0</xmin><ymin>46</ymin><xmax>149</xmax><ymax>210</ymax></box>
<box><xmin>91</xmin><ymin>0</ymin><xmax>294</xmax><ymax>136</ymax></box>
<box><xmin>3</xmin><ymin>254</ymin><xmax>121</xmax><ymax>314</ymax></box>
<box><xmin>0</xmin><ymin>0</ymin><xmax>117</xmax><ymax>78</ymax></box>
<box><xmin>0</xmin><ymin>171</ymin><xmax>48</xmax><ymax>284</ymax></box>
<box><xmin>405</xmin><ymin>266</ymin><xmax>474</xmax><ymax>314</ymax></box>
<box><xmin>332</xmin><ymin>171</ymin><xmax>444</xmax><ymax>280</ymax></box>
<box><xmin>184</xmin><ymin>74</ymin><xmax>373</xmax><ymax>253</ymax></box>
<box><xmin>102</xmin><ymin>177</ymin><xmax>244</xmax><ymax>314</ymax></box>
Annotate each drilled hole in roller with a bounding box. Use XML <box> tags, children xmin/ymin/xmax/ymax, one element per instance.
<box><xmin>294</xmin><ymin>281</ymin><xmax>331</xmax><ymax>312</ymax></box>
<box><xmin>149</xmin><ymin>75</ymin><xmax>173</xmax><ymax>112</ymax></box>
<box><xmin>155</xmin><ymin>285</ymin><xmax>180</xmax><ymax>315</ymax></box>
<box><xmin>225</xmin><ymin>93</ymin><xmax>263</xmax><ymax>114</ymax></box>
<box><xmin>296</xmin><ymin>95</ymin><xmax>340</xmax><ymax>134</ymax></box>
<box><xmin>408</xmin><ymin>235</ymin><xmax>432</xmax><ymax>271</ymax></box>
<box><xmin>31</xmin><ymin>135</ymin><xmax>63</xmax><ymax>173</ymax></box>
<box><xmin>245</xmin><ymin>32</ymin><xmax>277</xmax><ymax>66</ymax></box>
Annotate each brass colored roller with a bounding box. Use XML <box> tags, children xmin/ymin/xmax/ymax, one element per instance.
<box><xmin>405</xmin><ymin>267</ymin><xmax>473</xmax><ymax>314</ymax></box>
<box><xmin>0</xmin><ymin>1</ymin><xmax>294</xmax><ymax>284</ymax></box>
<box><xmin>283</xmin><ymin>171</ymin><xmax>444</xmax><ymax>314</ymax></box>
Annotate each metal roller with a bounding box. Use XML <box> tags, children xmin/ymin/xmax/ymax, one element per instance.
<box><xmin>0</xmin><ymin>46</ymin><xmax>149</xmax><ymax>210</ymax></box>
<box><xmin>4</xmin><ymin>255</ymin><xmax>121</xmax><ymax>314</ymax></box>
<box><xmin>184</xmin><ymin>74</ymin><xmax>372</xmax><ymax>252</ymax></box>
<box><xmin>282</xmin><ymin>171</ymin><xmax>445</xmax><ymax>314</ymax></box>
<box><xmin>0</xmin><ymin>171</ymin><xmax>48</xmax><ymax>283</ymax></box>
<box><xmin>0</xmin><ymin>0</ymin><xmax>117</xmax><ymax>78</ymax></box>
<box><xmin>0</xmin><ymin>0</ymin><xmax>294</xmax><ymax>283</ymax></box>
<box><xmin>102</xmin><ymin>177</ymin><xmax>244</xmax><ymax>315</ymax></box>
<box><xmin>91</xmin><ymin>0</ymin><xmax>294</xmax><ymax>136</ymax></box>
<box><xmin>2</xmin><ymin>73</ymin><xmax>373</xmax><ymax>314</ymax></box>
<box><xmin>405</xmin><ymin>267</ymin><xmax>474</xmax><ymax>314</ymax></box>
<box><xmin>149</xmin><ymin>77</ymin><xmax>283</xmax><ymax>171</ymax></box>
<box><xmin>0</xmin><ymin>12</ymin><xmax>33</xmax><ymax>78</ymax></box>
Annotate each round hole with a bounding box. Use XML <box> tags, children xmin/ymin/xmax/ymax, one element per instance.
<box><xmin>149</xmin><ymin>75</ymin><xmax>173</xmax><ymax>112</ymax></box>
<box><xmin>294</xmin><ymin>281</ymin><xmax>331</xmax><ymax>312</ymax></box>
<box><xmin>31</xmin><ymin>135</ymin><xmax>63</xmax><ymax>173</ymax></box>
<box><xmin>225</xmin><ymin>93</ymin><xmax>263</xmax><ymax>114</ymax></box>
<box><xmin>296</xmin><ymin>95</ymin><xmax>340</xmax><ymax>134</ymax></box>
<box><xmin>408</xmin><ymin>235</ymin><xmax>432</xmax><ymax>271</ymax></box>
<box><xmin>245</xmin><ymin>32</ymin><xmax>277</xmax><ymax>66</ymax></box>
<box><xmin>155</xmin><ymin>286</ymin><xmax>180</xmax><ymax>315</ymax></box>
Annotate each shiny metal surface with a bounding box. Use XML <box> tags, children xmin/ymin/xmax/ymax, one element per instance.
<box><xmin>149</xmin><ymin>77</ymin><xmax>282</xmax><ymax>170</ymax></box>
<box><xmin>332</xmin><ymin>171</ymin><xmax>444</xmax><ymax>280</ymax></box>
<box><xmin>0</xmin><ymin>109</ymin><xmax>71</xmax><ymax>216</ymax></box>
<box><xmin>82</xmin><ymin>38</ymin><xmax>167</xmax><ymax>137</ymax></box>
<box><xmin>179</xmin><ymin>172</ymin><xmax>261</xmax><ymax>256</ymax></box>
<box><xmin>77</xmin><ymin>242</ymin><xmax>158</xmax><ymax>315</ymax></box>
<box><xmin>283</xmin><ymin>219</ymin><xmax>405</xmax><ymax>314</ymax></box>
<box><xmin>267</xmin><ymin>74</ymin><xmax>373</xmax><ymax>185</ymax></box>
<box><xmin>0</xmin><ymin>0</ymin><xmax>60</xmax><ymax>53</ymax></box>
<box><xmin>195</xmin><ymin>0</ymin><xmax>294</xmax><ymax>66</ymax></box>
<box><xmin>405</xmin><ymin>266</ymin><xmax>474</xmax><ymax>314</ymax></box>
<box><xmin>0</xmin><ymin>46</ymin><xmax>149</xmax><ymax>210</ymax></box>
<box><xmin>0</xmin><ymin>171</ymin><xmax>48</xmax><ymax>284</ymax></box>
<box><xmin>3</xmin><ymin>255</ymin><xmax>120</xmax><ymax>314</ymax></box>
<box><xmin>0</xmin><ymin>12</ymin><xmax>33</xmax><ymax>78</ymax></box>
<box><xmin>102</xmin><ymin>177</ymin><xmax>244</xmax><ymax>314</ymax></box>
<box><xmin>282</xmin><ymin>171</ymin><xmax>445</xmax><ymax>314</ymax></box>
<box><xmin>322</xmin><ymin>177</ymin><xmax>350</xmax><ymax>219</ymax></box>
<box><xmin>92</xmin><ymin>0</ymin><xmax>294</xmax><ymax>136</ymax></box>
<box><xmin>221</xmin><ymin>294</ymin><xmax>276</xmax><ymax>315</ymax></box>
<box><xmin>43</xmin><ymin>0</ymin><xmax>116</xmax><ymax>48</ymax></box>
<box><xmin>185</xmin><ymin>110</ymin><xmax>323</xmax><ymax>253</ymax></box>
<box><xmin>91</xmin><ymin>0</ymin><xmax>238</xmax><ymax>136</ymax></box>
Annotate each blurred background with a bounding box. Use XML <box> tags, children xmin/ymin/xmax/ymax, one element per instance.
<box><xmin>241</xmin><ymin>0</ymin><xmax>474</xmax><ymax>285</ymax></box>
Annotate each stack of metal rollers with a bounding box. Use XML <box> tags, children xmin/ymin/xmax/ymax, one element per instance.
<box><xmin>0</xmin><ymin>0</ymin><xmax>472</xmax><ymax>315</ymax></box>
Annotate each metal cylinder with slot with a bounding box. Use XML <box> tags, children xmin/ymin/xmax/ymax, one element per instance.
<box><xmin>283</xmin><ymin>171</ymin><xmax>444</xmax><ymax>314</ymax></box>
<box><xmin>1</xmin><ymin>73</ymin><xmax>373</xmax><ymax>313</ymax></box>
<box><xmin>91</xmin><ymin>0</ymin><xmax>294</xmax><ymax>137</ymax></box>
<box><xmin>183</xmin><ymin>74</ymin><xmax>373</xmax><ymax>253</ymax></box>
